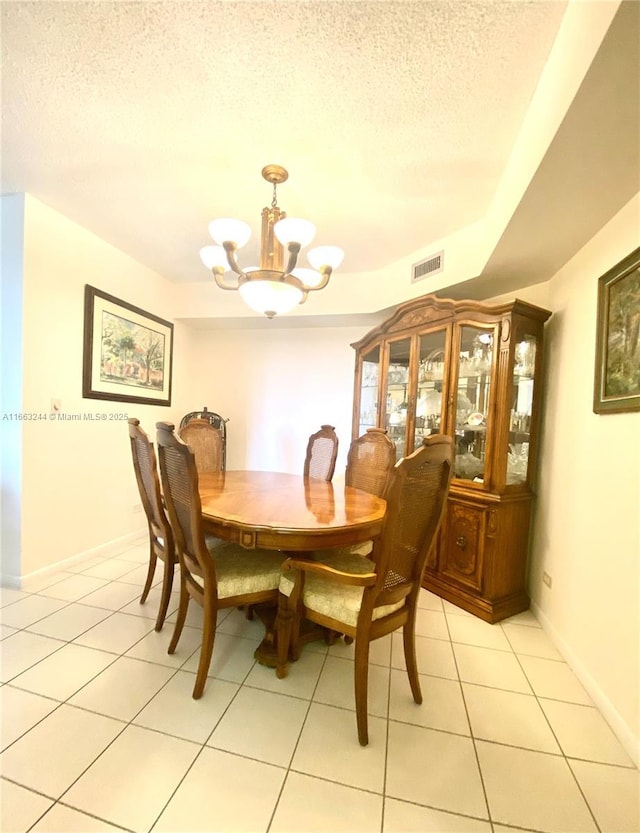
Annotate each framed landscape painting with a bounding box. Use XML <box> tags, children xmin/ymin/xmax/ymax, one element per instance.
<box><xmin>83</xmin><ymin>285</ymin><xmax>174</xmax><ymax>406</ymax></box>
<box><xmin>593</xmin><ymin>247</ymin><xmax>640</xmax><ymax>414</ymax></box>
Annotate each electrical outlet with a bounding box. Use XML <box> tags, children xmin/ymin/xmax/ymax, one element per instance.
<box><xmin>543</xmin><ymin>571</ymin><xmax>552</xmax><ymax>588</ymax></box>
<box><xmin>133</xmin><ymin>503</ymin><xmax>143</xmax><ymax>514</ymax></box>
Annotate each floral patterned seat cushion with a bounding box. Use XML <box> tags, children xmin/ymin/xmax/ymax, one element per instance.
<box><xmin>279</xmin><ymin>551</ymin><xmax>405</xmax><ymax>628</ymax></box>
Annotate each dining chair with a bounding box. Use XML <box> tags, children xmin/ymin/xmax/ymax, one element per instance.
<box><xmin>127</xmin><ymin>418</ymin><xmax>177</xmax><ymax>631</ymax></box>
<box><xmin>178</xmin><ymin>418</ymin><xmax>224</xmax><ymax>474</ymax></box>
<box><xmin>276</xmin><ymin>435</ymin><xmax>453</xmax><ymax>745</ymax></box>
<box><xmin>156</xmin><ymin>421</ymin><xmax>286</xmax><ymax>699</ymax></box>
<box><xmin>313</xmin><ymin>428</ymin><xmax>396</xmax><ymax>564</ymax></box>
<box><xmin>179</xmin><ymin>407</ymin><xmax>229</xmax><ymax>471</ymax></box>
<box><xmin>345</xmin><ymin>427</ymin><xmax>397</xmax><ymax>498</ymax></box>
<box><xmin>303</xmin><ymin>424</ymin><xmax>339</xmax><ymax>481</ymax></box>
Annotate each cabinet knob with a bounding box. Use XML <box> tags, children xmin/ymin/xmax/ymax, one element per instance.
<box><xmin>455</xmin><ymin>535</ymin><xmax>467</xmax><ymax>549</ymax></box>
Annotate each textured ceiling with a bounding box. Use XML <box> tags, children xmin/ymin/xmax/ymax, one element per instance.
<box><xmin>1</xmin><ymin>0</ymin><xmax>568</xmax><ymax>287</ymax></box>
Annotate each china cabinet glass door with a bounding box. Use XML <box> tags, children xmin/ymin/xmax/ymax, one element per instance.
<box><xmin>415</xmin><ymin>329</ymin><xmax>447</xmax><ymax>450</ymax></box>
<box><xmin>358</xmin><ymin>346</ymin><xmax>380</xmax><ymax>437</ymax></box>
<box><xmin>384</xmin><ymin>338</ymin><xmax>411</xmax><ymax>460</ymax></box>
<box><xmin>453</xmin><ymin>325</ymin><xmax>495</xmax><ymax>484</ymax></box>
<box><xmin>507</xmin><ymin>333</ymin><xmax>538</xmax><ymax>485</ymax></box>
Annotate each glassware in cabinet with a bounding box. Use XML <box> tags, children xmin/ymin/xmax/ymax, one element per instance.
<box><xmin>507</xmin><ymin>333</ymin><xmax>539</xmax><ymax>486</ymax></box>
<box><xmin>415</xmin><ymin>329</ymin><xmax>447</xmax><ymax>451</ymax></box>
<box><xmin>384</xmin><ymin>338</ymin><xmax>411</xmax><ymax>460</ymax></box>
<box><xmin>452</xmin><ymin>325</ymin><xmax>495</xmax><ymax>485</ymax></box>
<box><xmin>357</xmin><ymin>346</ymin><xmax>380</xmax><ymax>436</ymax></box>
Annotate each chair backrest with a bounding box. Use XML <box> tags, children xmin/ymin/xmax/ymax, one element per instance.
<box><xmin>128</xmin><ymin>418</ymin><xmax>172</xmax><ymax>545</ymax></box>
<box><xmin>179</xmin><ymin>406</ymin><xmax>228</xmax><ymax>433</ymax></box>
<box><xmin>156</xmin><ymin>422</ymin><xmax>214</xmax><ymax>585</ymax></box>
<box><xmin>178</xmin><ymin>419</ymin><xmax>224</xmax><ymax>473</ymax></box>
<box><xmin>304</xmin><ymin>424</ymin><xmax>339</xmax><ymax>481</ymax></box>
<box><xmin>345</xmin><ymin>428</ymin><xmax>396</xmax><ymax>498</ymax></box>
<box><xmin>371</xmin><ymin>435</ymin><xmax>452</xmax><ymax>603</ymax></box>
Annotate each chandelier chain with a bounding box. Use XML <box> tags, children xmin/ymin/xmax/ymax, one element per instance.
<box><xmin>271</xmin><ymin>182</ymin><xmax>278</xmax><ymax>209</ymax></box>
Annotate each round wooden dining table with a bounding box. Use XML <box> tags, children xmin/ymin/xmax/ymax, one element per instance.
<box><xmin>197</xmin><ymin>471</ymin><xmax>387</xmax><ymax>666</ymax></box>
<box><xmin>198</xmin><ymin>470</ymin><xmax>386</xmax><ymax>552</ymax></box>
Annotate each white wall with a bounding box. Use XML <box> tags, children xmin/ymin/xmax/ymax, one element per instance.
<box><xmin>191</xmin><ymin>325</ymin><xmax>370</xmax><ymax>481</ymax></box>
<box><xmin>529</xmin><ymin>193</ymin><xmax>640</xmax><ymax>763</ymax></box>
<box><xmin>1</xmin><ymin>194</ymin><xmax>25</xmax><ymax>579</ymax></box>
<box><xmin>15</xmin><ymin>197</ymin><xmax>202</xmax><ymax>577</ymax></box>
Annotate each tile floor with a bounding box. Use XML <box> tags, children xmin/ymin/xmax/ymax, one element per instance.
<box><xmin>1</xmin><ymin>536</ymin><xmax>638</xmax><ymax>833</ymax></box>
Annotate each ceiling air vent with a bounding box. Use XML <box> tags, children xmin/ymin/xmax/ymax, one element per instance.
<box><xmin>411</xmin><ymin>250</ymin><xmax>444</xmax><ymax>284</ymax></box>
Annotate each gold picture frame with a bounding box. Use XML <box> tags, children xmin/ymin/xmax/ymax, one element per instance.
<box><xmin>83</xmin><ymin>285</ymin><xmax>174</xmax><ymax>406</ymax></box>
<box><xmin>593</xmin><ymin>247</ymin><xmax>640</xmax><ymax>414</ymax></box>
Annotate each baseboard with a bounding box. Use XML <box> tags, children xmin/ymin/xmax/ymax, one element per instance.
<box><xmin>1</xmin><ymin>528</ymin><xmax>147</xmax><ymax>590</ymax></box>
<box><xmin>531</xmin><ymin>599</ymin><xmax>639</xmax><ymax>767</ymax></box>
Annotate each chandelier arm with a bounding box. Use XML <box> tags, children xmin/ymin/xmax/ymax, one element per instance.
<box><xmin>284</xmin><ymin>242</ymin><xmax>301</xmax><ymax>275</ymax></box>
<box><xmin>222</xmin><ymin>241</ymin><xmax>246</xmax><ymax>277</ymax></box>
<box><xmin>212</xmin><ymin>271</ymin><xmax>241</xmax><ymax>291</ymax></box>
<box><xmin>301</xmin><ymin>268</ymin><xmax>332</xmax><ymax>293</ymax></box>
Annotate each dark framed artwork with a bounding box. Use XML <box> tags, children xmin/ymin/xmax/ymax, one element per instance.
<box><xmin>593</xmin><ymin>246</ymin><xmax>640</xmax><ymax>414</ymax></box>
<box><xmin>83</xmin><ymin>285</ymin><xmax>174</xmax><ymax>406</ymax></box>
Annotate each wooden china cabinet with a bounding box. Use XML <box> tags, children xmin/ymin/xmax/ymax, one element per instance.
<box><xmin>351</xmin><ymin>293</ymin><xmax>551</xmax><ymax>623</ymax></box>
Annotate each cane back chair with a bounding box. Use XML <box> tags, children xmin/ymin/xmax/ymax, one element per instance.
<box><xmin>313</xmin><ymin>428</ymin><xmax>396</xmax><ymax>563</ymax></box>
<box><xmin>346</xmin><ymin>428</ymin><xmax>397</xmax><ymax>498</ymax></box>
<box><xmin>156</xmin><ymin>422</ymin><xmax>285</xmax><ymax>699</ymax></box>
<box><xmin>303</xmin><ymin>424</ymin><xmax>339</xmax><ymax>482</ymax></box>
<box><xmin>178</xmin><ymin>419</ymin><xmax>225</xmax><ymax>474</ymax></box>
<box><xmin>277</xmin><ymin>435</ymin><xmax>453</xmax><ymax>745</ymax></box>
<box><xmin>127</xmin><ymin>419</ymin><xmax>177</xmax><ymax>631</ymax></box>
<box><xmin>179</xmin><ymin>406</ymin><xmax>229</xmax><ymax>471</ymax></box>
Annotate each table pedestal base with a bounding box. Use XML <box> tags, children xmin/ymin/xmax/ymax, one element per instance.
<box><xmin>251</xmin><ymin>603</ymin><xmax>338</xmax><ymax>669</ymax></box>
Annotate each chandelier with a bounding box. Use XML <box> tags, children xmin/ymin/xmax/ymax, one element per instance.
<box><xmin>200</xmin><ymin>165</ymin><xmax>344</xmax><ymax>319</ymax></box>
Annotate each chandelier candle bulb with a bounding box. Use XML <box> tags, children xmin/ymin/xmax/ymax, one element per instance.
<box><xmin>201</xmin><ymin>165</ymin><xmax>343</xmax><ymax>318</ymax></box>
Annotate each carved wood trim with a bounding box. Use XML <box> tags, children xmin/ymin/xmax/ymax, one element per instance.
<box><xmin>351</xmin><ymin>293</ymin><xmax>550</xmax><ymax>353</ymax></box>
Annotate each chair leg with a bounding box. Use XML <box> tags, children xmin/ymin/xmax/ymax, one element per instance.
<box><xmin>403</xmin><ymin>615</ymin><xmax>423</xmax><ymax>704</ymax></box>
<box><xmin>154</xmin><ymin>554</ymin><xmax>175</xmax><ymax>632</ymax></box>
<box><xmin>140</xmin><ymin>542</ymin><xmax>156</xmax><ymax>604</ymax></box>
<box><xmin>193</xmin><ymin>600</ymin><xmax>216</xmax><ymax>699</ymax></box>
<box><xmin>168</xmin><ymin>577</ymin><xmax>188</xmax><ymax>655</ymax></box>
<box><xmin>354</xmin><ymin>637</ymin><xmax>370</xmax><ymax>746</ymax></box>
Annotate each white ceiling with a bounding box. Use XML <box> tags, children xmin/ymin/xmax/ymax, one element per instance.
<box><xmin>2</xmin><ymin>1</ymin><xmax>637</xmax><ymax>317</ymax></box>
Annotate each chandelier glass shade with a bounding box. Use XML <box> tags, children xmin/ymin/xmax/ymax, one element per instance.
<box><xmin>200</xmin><ymin>165</ymin><xmax>343</xmax><ymax>318</ymax></box>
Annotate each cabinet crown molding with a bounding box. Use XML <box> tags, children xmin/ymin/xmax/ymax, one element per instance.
<box><xmin>351</xmin><ymin>293</ymin><xmax>551</xmax><ymax>353</ymax></box>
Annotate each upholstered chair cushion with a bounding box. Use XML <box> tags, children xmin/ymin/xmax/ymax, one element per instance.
<box><xmin>204</xmin><ymin>534</ymin><xmax>226</xmax><ymax>551</ymax></box>
<box><xmin>190</xmin><ymin>543</ymin><xmax>285</xmax><ymax>598</ymax></box>
<box><xmin>312</xmin><ymin>541</ymin><xmax>373</xmax><ymax>560</ymax></box>
<box><xmin>279</xmin><ymin>552</ymin><xmax>405</xmax><ymax>627</ymax></box>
